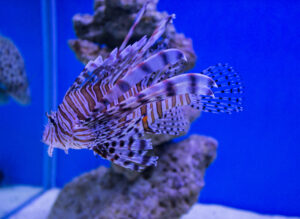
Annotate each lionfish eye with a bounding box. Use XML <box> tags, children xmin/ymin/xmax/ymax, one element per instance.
<box><xmin>49</xmin><ymin>117</ymin><xmax>55</xmax><ymax>124</ymax></box>
<box><xmin>46</xmin><ymin>112</ymin><xmax>55</xmax><ymax>124</ymax></box>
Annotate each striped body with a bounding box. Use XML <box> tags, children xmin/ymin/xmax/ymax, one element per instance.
<box><xmin>42</xmin><ymin>3</ymin><xmax>243</xmax><ymax>171</ymax></box>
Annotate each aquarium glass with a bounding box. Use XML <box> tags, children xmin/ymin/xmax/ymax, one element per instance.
<box><xmin>0</xmin><ymin>0</ymin><xmax>44</xmax><ymax>217</ymax></box>
<box><xmin>0</xmin><ymin>0</ymin><xmax>299</xmax><ymax>217</ymax></box>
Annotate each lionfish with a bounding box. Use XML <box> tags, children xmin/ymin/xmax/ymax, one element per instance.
<box><xmin>42</xmin><ymin>3</ymin><xmax>243</xmax><ymax>171</ymax></box>
<box><xmin>0</xmin><ymin>35</ymin><xmax>30</xmax><ymax>105</ymax></box>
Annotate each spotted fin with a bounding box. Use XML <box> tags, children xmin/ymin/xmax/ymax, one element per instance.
<box><xmin>193</xmin><ymin>63</ymin><xmax>243</xmax><ymax>113</ymax></box>
<box><xmin>87</xmin><ymin>103</ymin><xmax>157</xmax><ymax>172</ymax></box>
<box><xmin>92</xmin><ymin>126</ymin><xmax>157</xmax><ymax>172</ymax></box>
<box><xmin>90</xmin><ymin>116</ymin><xmax>144</xmax><ymax>142</ymax></box>
<box><xmin>150</xmin><ymin>107</ymin><xmax>189</xmax><ymax>135</ymax></box>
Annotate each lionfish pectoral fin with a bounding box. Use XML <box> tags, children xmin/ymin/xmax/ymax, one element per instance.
<box><xmin>150</xmin><ymin>106</ymin><xmax>189</xmax><ymax>135</ymax></box>
<box><xmin>92</xmin><ymin>138</ymin><xmax>157</xmax><ymax>172</ymax></box>
<box><xmin>194</xmin><ymin>63</ymin><xmax>243</xmax><ymax>114</ymax></box>
<box><xmin>86</xmin><ymin>114</ymin><xmax>157</xmax><ymax>172</ymax></box>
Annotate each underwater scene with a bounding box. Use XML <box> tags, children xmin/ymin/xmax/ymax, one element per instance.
<box><xmin>0</xmin><ymin>0</ymin><xmax>299</xmax><ymax>218</ymax></box>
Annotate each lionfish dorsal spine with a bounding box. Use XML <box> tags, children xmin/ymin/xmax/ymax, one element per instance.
<box><xmin>119</xmin><ymin>1</ymin><xmax>149</xmax><ymax>52</ymax></box>
<box><xmin>104</xmin><ymin>49</ymin><xmax>186</xmax><ymax>103</ymax></box>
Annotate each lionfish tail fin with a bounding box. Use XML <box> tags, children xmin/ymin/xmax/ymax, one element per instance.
<box><xmin>194</xmin><ymin>63</ymin><xmax>243</xmax><ymax>114</ymax></box>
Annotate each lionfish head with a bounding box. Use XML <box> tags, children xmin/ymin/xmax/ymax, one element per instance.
<box><xmin>42</xmin><ymin>112</ymin><xmax>65</xmax><ymax>155</ymax></box>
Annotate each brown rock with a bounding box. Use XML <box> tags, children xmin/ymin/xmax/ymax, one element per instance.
<box><xmin>69</xmin><ymin>0</ymin><xmax>196</xmax><ymax>69</ymax></box>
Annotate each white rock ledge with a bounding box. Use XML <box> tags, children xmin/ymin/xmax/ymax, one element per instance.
<box><xmin>11</xmin><ymin>188</ymin><xmax>299</xmax><ymax>219</ymax></box>
<box><xmin>182</xmin><ymin>204</ymin><xmax>300</xmax><ymax>219</ymax></box>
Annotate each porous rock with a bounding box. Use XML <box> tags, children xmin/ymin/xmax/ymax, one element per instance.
<box><xmin>69</xmin><ymin>0</ymin><xmax>196</xmax><ymax>70</ymax></box>
<box><xmin>48</xmin><ymin>135</ymin><xmax>217</xmax><ymax>219</ymax></box>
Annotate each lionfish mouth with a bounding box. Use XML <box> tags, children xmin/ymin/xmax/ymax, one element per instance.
<box><xmin>42</xmin><ymin>126</ymin><xmax>62</xmax><ymax>156</ymax></box>
<box><xmin>42</xmin><ymin>125</ymin><xmax>50</xmax><ymax>145</ymax></box>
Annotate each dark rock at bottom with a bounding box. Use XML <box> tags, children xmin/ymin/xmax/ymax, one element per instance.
<box><xmin>48</xmin><ymin>135</ymin><xmax>217</xmax><ymax>219</ymax></box>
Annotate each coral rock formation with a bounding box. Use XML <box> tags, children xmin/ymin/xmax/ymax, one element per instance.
<box><xmin>48</xmin><ymin>135</ymin><xmax>217</xmax><ymax>219</ymax></box>
<box><xmin>69</xmin><ymin>0</ymin><xmax>196</xmax><ymax>71</ymax></box>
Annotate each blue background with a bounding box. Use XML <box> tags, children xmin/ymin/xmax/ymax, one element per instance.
<box><xmin>0</xmin><ymin>0</ymin><xmax>299</xmax><ymax>216</ymax></box>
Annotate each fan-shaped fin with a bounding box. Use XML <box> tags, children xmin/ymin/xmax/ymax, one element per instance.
<box><xmin>195</xmin><ymin>63</ymin><xmax>243</xmax><ymax>113</ymax></box>
<box><xmin>150</xmin><ymin>107</ymin><xmax>189</xmax><ymax>135</ymax></box>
